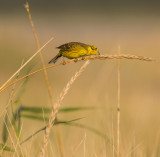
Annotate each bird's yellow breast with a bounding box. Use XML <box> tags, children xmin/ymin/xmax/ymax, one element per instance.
<box><xmin>61</xmin><ymin>46</ymin><xmax>89</xmax><ymax>59</ymax></box>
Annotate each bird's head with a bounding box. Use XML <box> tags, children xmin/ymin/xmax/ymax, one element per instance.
<box><xmin>88</xmin><ymin>45</ymin><xmax>100</xmax><ymax>55</ymax></box>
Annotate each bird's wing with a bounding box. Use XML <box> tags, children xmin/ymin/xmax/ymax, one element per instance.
<box><xmin>57</xmin><ymin>42</ymin><xmax>88</xmax><ymax>51</ymax></box>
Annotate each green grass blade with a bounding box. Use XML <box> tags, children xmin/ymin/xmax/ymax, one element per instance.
<box><xmin>14</xmin><ymin>77</ymin><xmax>30</xmax><ymax>106</ymax></box>
<box><xmin>12</xmin><ymin>106</ymin><xmax>22</xmax><ymax>138</ymax></box>
<box><xmin>19</xmin><ymin>106</ymin><xmax>94</xmax><ymax>114</ymax></box>
<box><xmin>14</xmin><ymin>65</ymin><xmax>34</xmax><ymax>106</ymax></box>
<box><xmin>20</xmin><ymin>117</ymin><xmax>84</xmax><ymax>145</ymax></box>
<box><xmin>59</xmin><ymin>106</ymin><xmax>95</xmax><ymax>113</ymax></box>
<box><xmin>21</xmin><ymin>114</ymin><xmax>49</xmax><ymax>121</ymax></box>
<box><xmin>0</xmin><ymin>144</ymin><xmax>15</xmax><ymax>152</ymax></box>
<box><xmin>21</xmin><ymin>106</ymin><xmax>51</xmax><ymax>114</ymax></box>
<box><xmin>62</xmin><ymin>122</ymin><xmax>110</xmax><ymax>142</ymax></box>
<box><xmin>2</xmin><ymin>116</ymin><xmax>8</xmax><ymax>143</ymax></box>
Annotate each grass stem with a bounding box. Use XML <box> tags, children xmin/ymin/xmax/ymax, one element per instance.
<box><xmin>0</xmin><ymin>54</ymin><xmax>154</xmax><ymax>94</ymax></box>
<box><xmin>25</xmin><ymin>2</ymin><xmax>63</xmax><ymax>156</ymax></box>
<box><xmin>40</xmin><ymin>60</ymin><xmax>90</xmax><ymax>157</ymax></box>
<box><xmin>117</xmin><ymin>46</ymin><xmax>121</xmax><ymax>157</ymax></box>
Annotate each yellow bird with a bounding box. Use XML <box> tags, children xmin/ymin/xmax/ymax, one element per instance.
<box><xmin>48</xmin><ymin>42</ymin><xmax>100</xmax><ymax>64</ymax></box>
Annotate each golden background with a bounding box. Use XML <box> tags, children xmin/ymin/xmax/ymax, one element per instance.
<box><xmin>0</xmin><ymin>0</ymin><xmax>160</xmax><ymax>156</ymax></box>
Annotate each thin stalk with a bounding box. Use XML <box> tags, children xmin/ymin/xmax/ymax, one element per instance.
<box><xmin>117</xmin><ymin>46</ymin><xmax>121</xmax><ymax>157</ymax></box>
<box><xmin>0</xmin><ymin>54</ymin><xmax>154</xmax><ymax>94</ymax></box>
<box><xmin>24</xmin><ymin>2</ymin><xmax>54</xmax><ymax>107</ymax></box>
<box><xmin>25</xmin><ymin>2</ymin><xmax>63</xmax><ymax>156</ymax></box>
<box><xmin>40</xmin><ymin>61</ymin><xmax>90</xmax><ymax>157</ymax></box>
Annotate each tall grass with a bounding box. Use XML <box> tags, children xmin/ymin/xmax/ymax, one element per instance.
<box><xmin>25</xmin><ymin>2</ymin><xmax>64</xmax><ymax>156</ymax></box>
<box><xmin>0</xmin><ymin>2</ymin><xmax>158</xmax><ymax>157</ymax></box>
<box><xmin>117</xmin><ymin>45</ymin><xmax>121</xmax><ymax>157</ymax></box>
<box><xmin>40</xmin><ymin>60</ymin><xmax>90</xmax><ymax>157</ymax></box>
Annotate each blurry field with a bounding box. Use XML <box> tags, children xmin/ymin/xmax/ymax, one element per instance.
<box><xmin>0</xmin><ymin>2</ymin><xmax>160</xmax><ymax>156</ymax></box>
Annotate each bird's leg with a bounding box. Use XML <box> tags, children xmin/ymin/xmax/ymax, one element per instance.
<box><xmin>62</xmin><ymin>56</ymin><xmax>66</xmax><ymax>65</ymax></box>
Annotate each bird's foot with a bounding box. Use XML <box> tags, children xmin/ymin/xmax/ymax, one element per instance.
<box><xmin>62</xmin><ymin>61</ymin><xmax>66</xmax><ymax>65</ymax></box>
<box><xmin>62</xmin><ymin>57</ymin><xmax>66</xmax><ymax>65</ymax></box>
<box><xmin>74</xmin><ymin>58</ymin><xmax>78</xmax><ymax>63</ymax></box>
<box><xmin>82</xmin><ymin>56</ymin><xmax>86</xmax><ymax>60</ymax></box>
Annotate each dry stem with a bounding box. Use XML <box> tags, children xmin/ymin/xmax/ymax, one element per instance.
<box><xmin>25</xmin><ymin>3</ymin><xmax>64</xmax><ymax>156</ymax></box>
<box><xmin>40</xmin><ymin>60</ymin><xmax>90</xmax><ymax>157</ymax></box>
<box><xmin>0</xmin><ymin>54</ymin><xmax>154</xmax><ymax>95</ymax></box>
<box><xmin>3</xmin><ymin>116</ymin><xmax>20</xmax><ymax>157</ymax></box>
<box><xmin>111</xmin><ymin>112</ymin><xmax>115</xmax><ymax>157</ymax></box>
<box><xmin>117</xmin><ymin>46</ymin><xmax>121</xmax><ymax>157</ymax></box>
<box><xmin>24</xmin><ymin>2</ymin><xmax>54</xmax><ymax>107</ymax></box>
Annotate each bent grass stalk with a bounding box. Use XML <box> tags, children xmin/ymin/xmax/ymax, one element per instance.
<box><xmin>40</xmin><ymin>60</ymin><xmax>90</xmax><ymax>157</ymax></box>
<box><xmin>0</xmin><ymin>54</ymin><xmax>154</xmax><ymax>95</ymax></box>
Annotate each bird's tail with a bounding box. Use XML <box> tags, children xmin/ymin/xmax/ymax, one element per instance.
<box><xmin>48</xmin><ymin>53</ymin><xmax>61</xmax><ymax>64</ymax></box>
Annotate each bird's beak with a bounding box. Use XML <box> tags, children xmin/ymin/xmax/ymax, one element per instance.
<box><xmin>98</xmin><ymin>51</ymin><xmax>100</xmax><ymax>55</ymax></box>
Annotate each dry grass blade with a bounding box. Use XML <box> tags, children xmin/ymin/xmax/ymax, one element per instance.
<box><xmin>71</xmin><ymin>133</ymin><xmax>86</xmax><ymax>157</ymax></box>
<box><xmin>117</xmin><ymin>46</ymin><xmax>121</xmax><ymax>157</ymax></box>
<box><xmin>112</xmin><ymin>112</ymin><xmax>115</xmax><ymax>157</ymax></box>
<box><xmin>3</xmin><ymin>116</ymin><xmax>19</xmax><ymax>157</ymax></box>
<box><xmin>40</xmin><ymin>60</ymin><xmax>90</xmax><ymax>157</ymax></box>
<box><xmin>6</xmin><ymin>113</ymin><xmax>24</xmax><ymax>157</ymax></box>
<box><xmin>55</xmin><ymin>126</ymin><xmax>63</xmax><ymax>157</ymax></box>
<box><xmin>0</xmin><ymin>37</ymin><xmax>53</xmax><ymax>91</ymax></box>
<box><xmin>24</xmin><ymin>2</ymin><xmax>63</xmax><ymax>156</ymax></box>
<box><xmin>0</xmin><ymin>54</ymin><xmax>154</xmax><ymax>94</ymax></box>
<box><xmin>24</xmin><ymin>2</ymin><xmax>54</xmax><ymax>106</ymax></box>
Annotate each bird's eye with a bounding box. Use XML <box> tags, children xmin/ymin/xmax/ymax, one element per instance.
<box><xmin>91</xmin><ymin>46</ymin><xmax>97</xmax><ymax>50</ymax></box>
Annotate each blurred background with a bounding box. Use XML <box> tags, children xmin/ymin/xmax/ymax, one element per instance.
<box><xmin>0</xmin><ymin>0</ymin><xmax>160</xmax><ymax>156</ymax></box>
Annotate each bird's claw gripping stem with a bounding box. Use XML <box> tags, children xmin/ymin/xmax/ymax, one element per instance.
<box><xmin>74</xmin><ymin>58</ymin><xmax>78</xmax><ymax>62</ymax></box>
<box><xmin>62</xmin><ymin>61</ymin><xmax>66</xmax><ymax>65</ymax></box>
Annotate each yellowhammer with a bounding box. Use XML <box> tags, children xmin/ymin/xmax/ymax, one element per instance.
<box><xmin>48</xmin><ymin>42</ymin><xmax>100</xmax><ymax>64</ymax></box>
